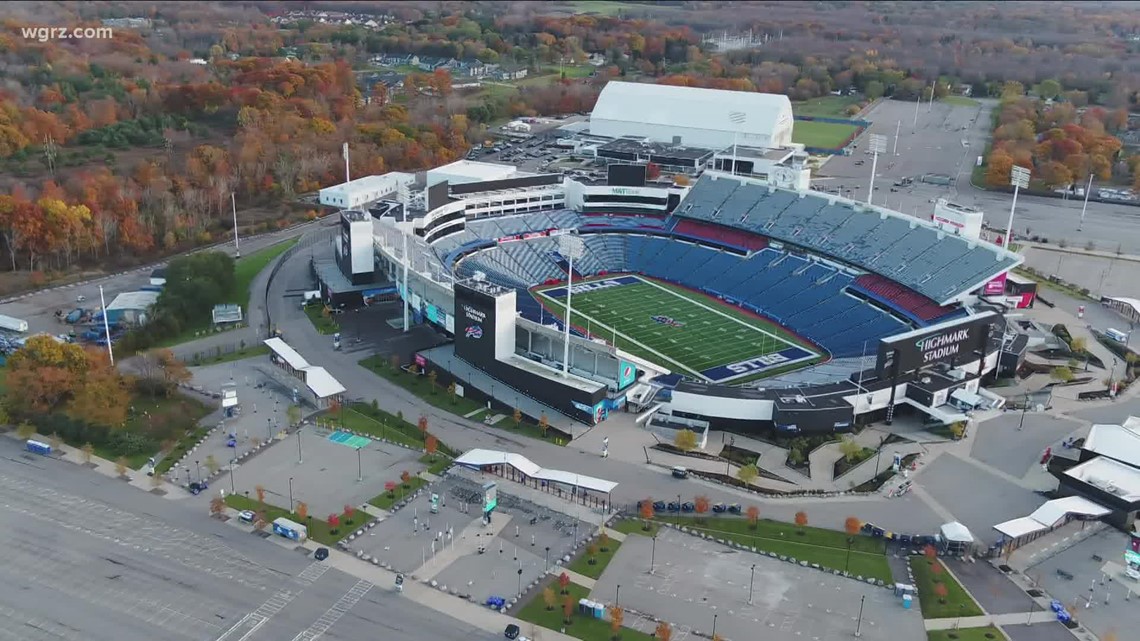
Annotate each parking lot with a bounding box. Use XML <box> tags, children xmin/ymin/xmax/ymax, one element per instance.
<box><xmin>591</xmin><ymin>528</ymin><xmax>925</xmax><ymax>641</ymax></box>
<box><xmin>228</xmin><ymin>421</ymin><xmax>425</xmax><ymax>518</ymax></box>
<box><xmin>353</xmin><ymin>474</ymin><xmax>590</xmax><ymax>603</ymax></box>
<box><xmin>1027</xmin><ymin>528</ymin><xmax>1140</xmax><ymax>641</ymax></box>
<box><xmin>815</xmin><ymin>97</ymin><xmax>986</xmax><ymax>219</ymax></box>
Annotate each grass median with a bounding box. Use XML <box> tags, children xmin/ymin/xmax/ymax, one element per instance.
<box><xmin>223</xmin><ymin>494</ymin><xmax>364</xmax><ymax>546</ymax></box>
<box><xmin>911</xmin><ymin>557</ymin><xmax>983</xmax><ymax>619</ymax></box>
<box><xmin>567</xmin><ymin>537</ymin><xmax>622</xmax><ymax>580</ymax></box>
<box><xmin>367</xmin><ymin>476</ymin><xmax>428</xmax><ymax>511</ymax></box>
<box><xmin>517</xmin><ymin>581</ymin><xmax>656</xmax><ymax>641</ymax></box>
<box><xmin>656</xmin><ymin>515</ymin><xmax>892</xmax><ymax>583</ymax></box>
<box><xmin>927</xmin><ymin>627</ymin><xmax>1001</xmax><ymax>641</ymax></box>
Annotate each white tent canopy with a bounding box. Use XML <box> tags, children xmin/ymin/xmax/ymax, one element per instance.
<box><xmin>940</xmin><ymin>521</ymin><xmax>975</xmax><ymax>544</ymax></box>
<box><xmin>994</xmin><ymin>496</ymin><xmax>1110</xmax><ymax>540</ymax></box>
<box><xmin>455</xmin><ymin>448</ymin><xmax>618</xmax><ymax>494</ymax></box>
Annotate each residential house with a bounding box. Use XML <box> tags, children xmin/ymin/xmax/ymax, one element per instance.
<box><xmin>498</xmin><ymin>66</ymin><xmax>529</xmax><ymax>81</ymax></box>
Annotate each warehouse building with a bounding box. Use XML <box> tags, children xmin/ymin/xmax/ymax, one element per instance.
<box><xmin>589</xmin><ymin>81</ymin><xmax>795</xmax><ymax>151</ymax></box>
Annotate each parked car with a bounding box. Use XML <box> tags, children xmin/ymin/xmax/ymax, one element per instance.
<box><xmin>667</xmin><ymin>501</ymin><xmax>681</xmax><ymax>512</ymax></box>
<box><xmin>652</xmin><ymin>501</ymin><xmax>666</xmax><ymax>511</ymax></box>
<box><xmin>188</xmin><ymin>481</ymin><xmax>208</xmax><ymax>495</ymax></box>
<box><xmin>238</xmin><ymin>510</ymin><xmax>256</xmax><ymax>523</ymax></box>
<box><xmin>712</xmin><ymin>503</ymin><xmax>728</xmax><ymax>513</ymax></box>
<box><xmin>314</xmin><ymin>547</ymin><xmax>329</xmax><ymax>561</ymax></box>
<box><xmin>681</xmin><ymin>502</ymin><xmax>695</xmax><ymax>513</ymax></box>
<box><xmin>671</xmin><ymin>466</ymin><xmax>688</xmax><ymax>479</ymax></box>
<box><xmin>727</xmin><ymin>504</ymin><xmax>742</xmax><ymax>515</ymax></box>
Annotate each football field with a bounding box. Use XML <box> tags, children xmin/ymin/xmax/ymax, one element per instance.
<box><xmin>533</xmin><ymin>275</ymin><xmax>821</xmax><ymax>383</ymax></box>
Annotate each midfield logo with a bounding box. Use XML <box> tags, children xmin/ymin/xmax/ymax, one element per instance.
<box><xmin>650</xmin><ymin>315</ymin><xmax>685</xmax><ymax>328</ymax></box>
<box><xmin>465</xmin><ymin>325</ymin><xmax>483</xmax><ymax>339</ymax></box>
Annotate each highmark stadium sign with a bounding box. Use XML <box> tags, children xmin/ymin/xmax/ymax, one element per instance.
<box><xmin>916</xmin><ymin>328</ymin><xmax>971</xmax><ymax>364</ymax></box>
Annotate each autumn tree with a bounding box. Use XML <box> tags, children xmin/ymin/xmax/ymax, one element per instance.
<box><xmin>693</xmin><ymin>495</ymin><xmax>710</xmax><ymax>524</ymax></box>
<box><xmin>428</xmin><ymin>370</ymin><xmax>438</xmax><ymax>393</ymax></box>
<box><xmin>204</xmin><ymin>454</ymin><xmax>219</xmax><ymax>475</ymax></box>
<box><xmin>296</xmin><ymin>501</ymin><xmax>308</xmax><ymax>520</ymax></box>
<box><xmin>255</xmin><ymin>484</ymin><xmax>266</xmax><ymax>504</ymax></box>
<box><xmin>539</xmin><ymin>412</ymin><xmax>549</xmax><ymax>437</ymax></box>
<box><xmin>513</xmin><ymin>407</ymin><xmax>522</xmax><ymax>428</ymax></box>
<box><xmin>384</xmin><ymin>481</ymin><xmax>396</xmax><ymax>498</ymax></box>
<box><xmin>447</xmin><ymin>381</ymin><xmax>457</xmax><ymax>404</ymax></box>
<box><xmin>400</xmin><ymin>470</ymin><xmax>411</xmax><ymax>487</ymax></box>
<box><xmin>673</xmin><ymin>429</ymin><xmax>697</xmax><ymax>452</ymax></box>
<box><xmin>562</xmin><ymin>594</ymin><xmax>574</xmax><ymax>624</ymax></box>
<box><xmin>558</xmin><ymin>571</ymin><xmax>571</xmax><ymax>594</ymax></box>
<box><xmin>543</xmin><ymin>586</ymin><xmax>556</xmax><ymax>611</ymax></box>
<box><xmin>608</xmin><ymin>605</ymin><xmax>624</xmax><ymax>640</ymax></box>
<box><xmin>4</xmin><ymin>335</ymin><xmax>88</xmax><ymax>417</ymax></box>
<box><xmin>639</xmin><ymin>497</ymin><xmax>655</xmax><ymax>524</ymax></box>
<box><xmin>654</xmin><ymin>622</ymin><xmax>672</xmax><ymax>641</ymax></box>
<box><xmin>16</xmin><ymin>422</ymin><xmax>35</xmax><ymax>440</ymax></box>
<box><xmin>81</xmin><ymin>442</ymin><xmax>94</xmax><ymax>464</ymax></box>
<box><xmin>426</xmin><ymin>434</ymin><xmax>439</xmax><ymax>459</ymax></box>
<box><xmin>844</xmin><ymin>516</ymin><xmax>862</xmax><ymax>571</ymax></box>
<box><xmin>839</xmin><ymin>437</ymin><xmax>863</xmax><ymax>463</ymax></box>
<box><xmin>343</xmin><ymin>504</ymin><xmax>356</xmax><ymax>524</ymax></box>
<box><xmin>737</xmin><ymin>464</ymin><xmax>759</xmax><ymax>485</ymax></box>
<box><xmin>599</xmin><ymin>531</ymin><xmax>611</xmax><ymax>552</ymax></box>
<box><xmin>327</xmin><ymin>513</ymin><xmax>341</xmax><ymax>533</ymax></box>
<box><xmin>746</xmin><ymin>505</ymin><xmax>760</xmax><ymax>530</ymax></box>
<box><xmin>418</xmin><ymin>415</ymin><xmax>429</xmax><ymax>436</ymax></box>
<box><xmin>115</xmin><ymin>456</ymin><xmax>129</xmax><ymax>477</ymax></box>
<box><xmin>254</xmin><ymin>512</ymin><xmax>268</xmax><ymax>531</ymax></box>
<box><xmin>586</xmin><ymin>542</ymin><xmax>598</xmax><ymax>565</ymax></box>
<box><xmin>933</xmin><ymin>581</ymin><xmax>949</xmax><ymax>604</ymax></box>
<box><xmin>67</xmin><ymin>348</ymin><xmax>131</xmax><ymax>428</ymax></box>
<box><xmin>1051</xmin><ymin>366</ymin><xmax>1074</xmax><ymax>384</ymax></box>
<box><xmin>794</xmin><ymin>510</ymin><xmax>808</xmax><ymax>534</ymax></box>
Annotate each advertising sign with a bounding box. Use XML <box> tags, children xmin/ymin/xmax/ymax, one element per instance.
<box><xmin>877</xmin><ymin>312</ymin><xmax>996</xmax><ymax>376</ymax></box>
<box><xmin>617</xmin><ymin>360</ymin><xmax>637</xmax><ymax>388</ymax></box>
<box><xmin>414</xmin><ymin>353</ymin><xmax>427</xmax><ymax>368</ymax></box>
<box><xmin>454</xmin><ymin>283</ymin><xmax>497</xmax><ymax>365</ymax></box>
<box><xmin>482</xmin><ymin>482</ymin><xmax>498</xmax><ymax>513</ymax></box>
<box><xmin>983</xmin><ymin>273</ymin><xmax>1007</xmax><ymax>296</ymax></box>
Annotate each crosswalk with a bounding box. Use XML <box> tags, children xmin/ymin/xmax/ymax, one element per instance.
<box><xmin>215</xmin><ymin>561</ymin><xmax>333</xmax><ymax>641</ymax></box>
<box><xmin>289</xmin><ymin>580</ymin><xmax>373</xmax><ymax>641</ymax></box>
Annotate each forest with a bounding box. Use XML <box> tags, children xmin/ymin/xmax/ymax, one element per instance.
<box><xmin>0</xmin><ymin>0</ymin><xmax>1137</xmax><ymax>290</ymax></box>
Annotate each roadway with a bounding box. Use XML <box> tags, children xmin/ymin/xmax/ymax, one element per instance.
<box><xmin>0</xmin><ymin>437</ymin><xmax>482</xmax><ymax>641</ymax></box>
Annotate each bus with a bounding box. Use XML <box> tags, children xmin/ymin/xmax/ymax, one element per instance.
<box><xmin>1106</xmin><ymin>328</ymin><xmax>1128</xmax><ymax>343</ymax></box>
<box><xmin>272</xmin><ymin>517</ymin><xmax>308</xmax><ymax>542</ymax></box>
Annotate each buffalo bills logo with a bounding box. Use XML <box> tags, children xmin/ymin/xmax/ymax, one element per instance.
<box><xmin>622</xmin><ymin>365</ymin><xmax>633</xmax><ymax>379</ymax></box>
<box><xmin>651</xmin><ymin>315</ymin><xmax>685</xmax><ymax>328</ymax></box>
<box><xmin>465</xmin><ymin>325</ymin><xmax>483</xmax><ymax>339</ymax></box>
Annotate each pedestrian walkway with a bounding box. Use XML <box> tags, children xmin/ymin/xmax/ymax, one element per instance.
<box><xmin>549</xmin><ymin>567</ymin><xmax>596</xmax><ymax>589</ymax></box>
<box><xmin>923</xmin><ymin>610</ymin><xmax>1059</xmax><ymax>630</ymax></box>
<box><xmin>448</xmin><ymin>466</ymin><xmax>609</xmax><ymax>526</ymax></box>
<box><xmin>1006</xmin><ymin>520</ymin><xmax>1107</xmax><ymax>572</ymax></box>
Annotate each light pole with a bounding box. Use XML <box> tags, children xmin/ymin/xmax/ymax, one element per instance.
<box><xmin>195</xmin><ymin>459</ymin><xmax>201</xmax><ymax>483</ymax></box>
<box><xmin>1003</xmin><ymin>165</ymin><xmax>1031</xmax><ymax>248</ymax></box>
<box><xmin>748</xmin><ymin>564</ymin><xmax>756</xmax><ymax>605</ymax></box>
<box><xmin>288</xmin><ymin>477</ymin><xmax>294</xmax><ymax>513</ymax></box>
<box><xmin>866</xmin><ymin>134</ymin><xmax>886</xmax><ymax>205</ymax></box>
<box><xmin>98</xmin><ymin>284</ymin><xmax>114</xmax><ymax>365</ymax></box>
<box><xmin>229</xmin><ymin>460</ymin><xmax>235</xmax><ymax>495</ymax></box>
<box><xmin>559</xmin><ymin>234</ymin><xmax>585</xmax><ymax>376</ymax></box>
<box><xmin>266</xmin><ymin>417</ymin><xmax>272</xmax><ymax>442</ymax></box>
<box><xmin>356</xmin><ymin>446</ymin><xmax>363</xmax><ymax>482</ymax></box>
<box><xmin>650</xmin><ymin>534</ymin><xmax>657</xmax><ymax>574</ymax></box>
<box><xmin>297</xmin><ymin>428</ymin><xmax>303</xmax><ymax>464</ymax></box>
<box><xmin>231</xmin><ymin>192</ymin><xmax>240</xmax><ymax>258</ymax></box>
<box><xmin>893</xmin><ymin>119</ymin><xmax>901</xmax><ymax>155</ymax></box>
<box><xmin>1018</xmin><ymin>392</ymin><xmax>1030</xmax><ymax>430</ymax></box>
<box><xmin>616</xmin><ymin>584</ymin><xmax>621</xmax><ymax>607</ymax></box>
<box><xmin>855</xmin><ymin>594</ymin><xmax>865</xmax><ymax>637</ymax></box>
<box><xmin>711</xmin><ymin>614</ymin><xmax>718</xmax><ymax>639</ymax></box>
<box><xmin>545</xmin><ymin>546</ymin><xmax>550</xmax><ymax>573</ymax></box>
<box><xmin>517</xmin><ymin>566</ymin><xmax>523</xmax><ymax>598</ymax></box>
<box><xmin>1077</xmin><ymin>172</ymin><xmax>1094</xmax><ymax>231</ymax></box>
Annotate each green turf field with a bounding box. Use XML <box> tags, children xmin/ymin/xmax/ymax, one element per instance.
<box><xmin>791</xmin><ymin>120</ymin><xmax>861</xmax><ymax>148</ymax></box>
<box><xmin>533</xmin><ymin>275</ymin><xmax>819</xmax><ymax>381</ymax></box>
<box><xmin>792</xmin><ymin>95</ymin><xmax>863</xmax><ymax>118</ymax></box>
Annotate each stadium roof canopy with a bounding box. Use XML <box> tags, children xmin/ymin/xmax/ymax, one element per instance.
<box><xmin>590</xmin><ymin>81</ymin><xmax>795</xmax><ymax>150</ymax></box>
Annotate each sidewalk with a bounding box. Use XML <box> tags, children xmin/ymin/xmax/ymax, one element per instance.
<box><xmin>416</xmin><ymin>512</ymin><xmax>512</xmax><ymax>581</ymax></box>
<box><xmin>923</xmin><ymin>610</ymin><xmax>1058</xmax><ymax>630</ymax></box>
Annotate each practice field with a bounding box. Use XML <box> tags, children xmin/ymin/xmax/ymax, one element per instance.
<box><xmin>534</xmin><ymin>275</ymin><xmax>820</xmax><ymax>383</ymax></box>
<box><xmin>791</xmin><ymin>119</ymin><xmax>861</xmax><ymax>148</ymax></box>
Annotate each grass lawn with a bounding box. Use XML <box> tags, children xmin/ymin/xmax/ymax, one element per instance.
<box><xmin>337</xmin><ymin>404</ymin><xmax>425</xmax><ymax>450</ymax></box>
<box><xmin>113</xmin><ymin>393</ymin><xmax>212</xmax><ymax>472</ymax></box>
<box><xmin>567</xmin><ymin>538</ymin><xmax>622</xmax><ymax>580</ymax></box>
<box><xmin>541</xmin><ymin>64</ymin><xmax>596</xmax><ymax>78</ymax></box>
<box><xmin>517</xmin><ymin>581</ymin><xmax>656</xmax><ymax>641</ymax></box>
<box><xmin>189</xmin><ymin>344</ymin><xmax>270</xmax><ymax>366</ymax></box>
<box><xmin>223</xmin><ymin>494</ymin><xmax>361</xmax><ymax>546</ymax></box>
<box><xmin>940</xmin><ymin>95</ymin><xmax>981</xmax><ymax>108</ymax></box>
<box><xmin>657</xmin><ymin>516</ymin><xmax>892</xmax><ymax>583</ymax></box>
<box><xmin>367</xmin><ymin>476</ymin><xmax>429</xmax><ymax>511</ymax></box>
<box><xmin>419</xmin><ymin>452</ymin><xmax>453</xmax><ymax>476</ymax></box>
<box><xmin>927</xmin><ymin>627</ymin><xmax>1002</xmax><ymax>641</ymax></box>
<box><xmin>359</xmin><ymin>355</ymin><xmax>569</xmax><ymax>445</ymax></box>
<box><xmin>303</xmin><ymin>303</ymin><xmax>341</xmax><ymax>334</ymax></box>
<box><xmin>911</xmin><ymin>557</ymin><xmax>983</xmax><ymax>619</ymax></box>
<box><xmin>793</xmin><ymin>95</ymin><xmax>863</xmax><ymax>118</ymax></box>
<box><xmin>792</xmin><ymin>119</ymin><xmax>861</xmax><ymax>148</ymax></box>
<box><xmin>611</xmin><ymin>519</ymin><xmax>659</xmax><ymax>537</ymax></box>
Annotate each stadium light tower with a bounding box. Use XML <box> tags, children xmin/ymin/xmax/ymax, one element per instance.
<box><xmin>866</xmin><ymin>134</ymin><xmax>886</xmax><ymax>205</ymax></box>
<box><xmin>728</xmin><ymin>111</ymin><xmax>747</xmax><ymax>175</ymax></box>
<box><xmin>1003</xmin><ymin>165</ymin><xmax>1031</xmax><ymax>248</ymax></box>
<box><xmin>559</xmin><ymin>233</ymin><xmax>585</xmax><ymax>376</ymax></box>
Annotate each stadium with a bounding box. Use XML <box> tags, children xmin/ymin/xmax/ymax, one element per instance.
<box><xmin>316</xmin><ymin>82</ymin><xmax>1027</xmax><ymax>436</ymax></box>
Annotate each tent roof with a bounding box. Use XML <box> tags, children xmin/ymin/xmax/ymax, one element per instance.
<box><xmin>940</xmin><ymin>521</ymin><xmax>974</xmax><ymax>543</ymax></box>
<box><xmin>303</xmin><ymin>366</ymin><xmax>345</xmax><ymax>398</ymax></box>
<box><xmin>455</xmin><ymin>448</ymin><xmax>618</xmax><ymax>493</ymax></box>
<box><xmin>264</xmin><ymin>337</ymin><xmax>309</xmax><ymax>370</ymax></box>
